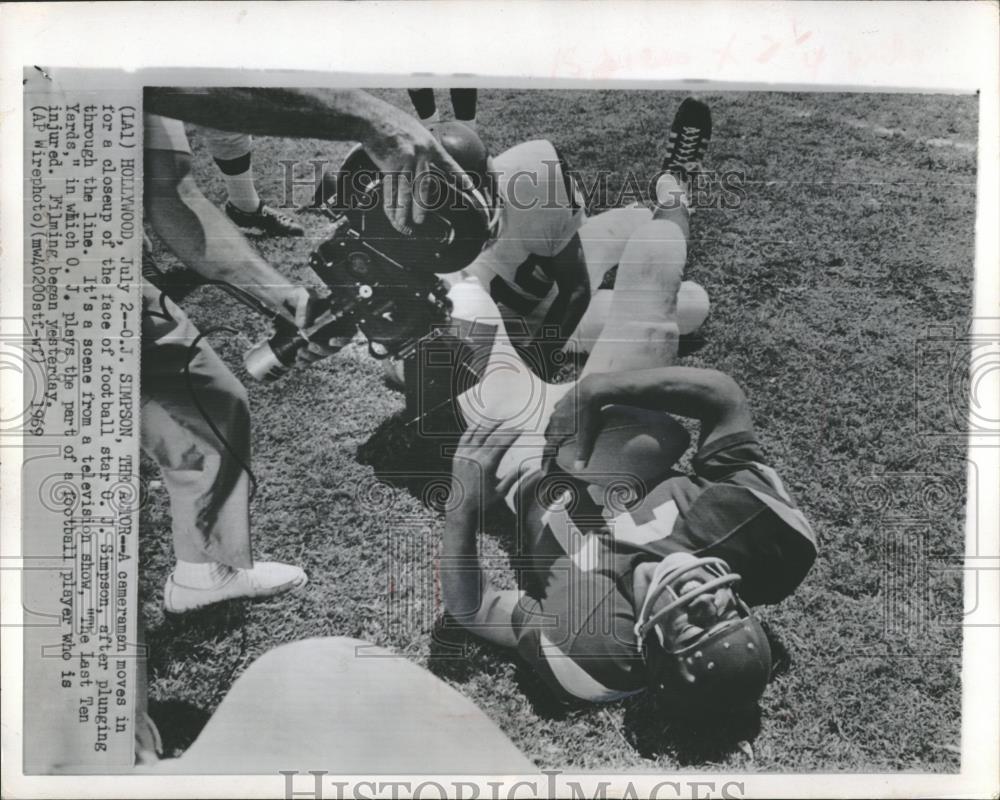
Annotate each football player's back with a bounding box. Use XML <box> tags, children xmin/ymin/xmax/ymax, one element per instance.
<box><xmin>466</xmin><ymin>139</ymin><xmax>585</xmax><ymax>331</ymax></box>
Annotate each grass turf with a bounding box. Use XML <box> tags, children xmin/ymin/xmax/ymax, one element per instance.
<box><xmin>141</xmin><ymin>89</ymin><xmax>976</xmax><ymax>771</ymax></box>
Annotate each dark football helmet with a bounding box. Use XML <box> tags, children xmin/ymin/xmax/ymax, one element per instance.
<box><xmin>426</xmin><ymin>120</ymin><xmax>500</xmax><ymax>227</ymax></box>
<box><xmin>635</xmin><ymin>556</ymin><xmax>772</xmax><ymax>713</ymax></box>
<box><xmin>311</xmin><ymin>122</ymin><xmax>499</xmax><ymax>276</ymax></box>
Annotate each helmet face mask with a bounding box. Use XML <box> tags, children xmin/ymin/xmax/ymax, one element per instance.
<box><xmin>638</xmin><ymin>557</ymin><xmax>741</xmax><ymax>648</ymax></box>
<box><xmin>636</xmin><ymin>555</ymin><xmax>772</xmax><ymax>713</ymax></box>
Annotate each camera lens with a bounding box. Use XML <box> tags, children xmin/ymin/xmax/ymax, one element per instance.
<box><xmin>244</xmin><ymin>339</ymin><xmax>290</xmax><ymax>382</ymax></box>
<box><xmin>348</xmin><ymin>252</ymin><xmax>371</xmax><ymax>277</ymax></box>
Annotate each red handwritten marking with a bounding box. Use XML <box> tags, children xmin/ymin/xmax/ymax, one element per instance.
<box><xmin>715</xmin><ymin>33</ymin><xmax>739</xmax><ymax>69</ymax></box>
<box><xmin>757</xmin><ymin>38</ymin><xmax>782</xmax><ymax>64</ymax></box>
<box><xmin>792</xmin><ymin>19</ymin><xmax>813</xmax><ymax>45</ymax></box>
<box><xmin>803</xmin><ymin>47</ymin><xmax>826</xmax><ymax>78</ymax></box>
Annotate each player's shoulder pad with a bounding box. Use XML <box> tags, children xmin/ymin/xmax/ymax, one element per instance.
<box><xmin>493</xmin><ymin>139</ymin><xmax>559</xmax><ymax>174</ymax></box>
<box><xmin>493</xmin><ymin>139</ymin><xmax>573</xmax><ymax>220</ymax></box>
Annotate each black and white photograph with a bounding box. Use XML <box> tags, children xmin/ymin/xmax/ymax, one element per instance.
<box><xmin>133</xmin><ymin>83</ymin><xmax>975</xmax><ymax>772</ymax></box>
<box><xmin>2</xmin><ymin>3</ymin><xmax>999</xmax><ymax>798</ymax></box>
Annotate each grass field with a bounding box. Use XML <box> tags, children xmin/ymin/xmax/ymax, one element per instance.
<box><xmin>141</xmin><ymin>89</ymin><xmax>977</xmax><ymax>771</ymax></box>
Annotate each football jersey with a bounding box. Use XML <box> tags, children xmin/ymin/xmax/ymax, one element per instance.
<box><xmin>511</xmin><ymin>431</ymin><xmax>817</xmax><ymax>702</ymax></box>
<box><xmin>465</xmin><ymin>140</ymin><xmax>585</xmax><ymax>331</ymax></box>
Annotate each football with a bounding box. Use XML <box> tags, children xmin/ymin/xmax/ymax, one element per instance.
<box><xmin>554</xmin><ymin>403</ymin><xmax>691</xmax><ymax>488</ymax></box>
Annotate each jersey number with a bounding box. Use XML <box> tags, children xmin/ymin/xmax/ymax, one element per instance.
<box><xmin>490</xmin><ymin>255</ymin><xmax>555</xmax><ymax>316</ymax></box>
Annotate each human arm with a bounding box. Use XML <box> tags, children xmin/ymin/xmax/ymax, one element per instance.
<box><xmin>548</xmin><ymin>367</ymin><xmax>753</xmax><ymax>468</ymax></box>
<box><xmin>441</xmin><ymin>421</ymin><xmax>525</xmax><ymax>648</ymax></box>
<box><xmin>536</xmin><ymin>233</ymin><xmax>591</xmax><ymax>371</ymax></box>
<box><xmin>143</xmin><ymin>148</ymin><xmax>337</xmax><ymax>366</ymax></box>
<box><xmin>144</xmin><ymin>87</ymin><xmax>474</xmax><ymax>232</ymax></box>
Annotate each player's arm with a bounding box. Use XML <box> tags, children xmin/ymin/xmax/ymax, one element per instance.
<box><xmin>441</xmin><ymin>421</ymin><xmax>523</xmax><ymax>649</ymax></box>
<box><xmin>550</xmin><ymin>367</ymin><xmax>753</xmax><ymax>467</ymax></box>
<box><xmin>538</xmin><ymin>233</ymin><xmax>591</xmax><ymax>359</ymax></box>
<box><xmin>144</xmin><ymin>88</ymin><xmax>474</xmax><ymax>231</ymax></box>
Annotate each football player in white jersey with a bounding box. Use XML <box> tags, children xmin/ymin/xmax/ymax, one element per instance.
<box><xmin>458</xmin><ymin>100</ymin><xmax>712</xmax><ymax>370</ymax></box>
<box><xmin>459</xmin><ymin>135</ymin><xmax>590</xmax><ymax>374</ymax></box>
<box><xmin>382</xmin><ymin>98</ymin><xmax>712</xmax><ymax>394</ymax></box>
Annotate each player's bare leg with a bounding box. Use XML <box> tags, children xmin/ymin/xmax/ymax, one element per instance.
<box><xmin>454</xmin><ymin>176</ymin><xmax>700</xmax><ymax>436</ymax></box>
<box><xmin>572</xmin><ymin>202</ymin><xmax>708</xmax><ymax>351</ymax></box>
<box><xmin>580</xmin><ymin>172</ymin><xmax>691</xmax><ymax>377</ymax></box>
<box><xmin>457</xmin><ymin>96</ymin><xmax>712</xmax><ymax>458</ymax></box>
<box><xmin>576</xmin><ymin>282</ymin><xmax>708</xmax><ymax>346</ymax></box>
<box><xmin>571</xmin><ymin>96</ymin><xmax>712</xmax><ymax>365</ymax></box>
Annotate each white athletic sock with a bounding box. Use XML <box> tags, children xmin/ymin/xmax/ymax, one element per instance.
<box><xmin>173</xmin><ymin>559</ymin><xmax>236</xmax><ymax>589</ymax></box>
<box><xmin>654</xmin><ymin>172</ymin><xmax>689</xmax><ymax>212</ymax></box>
<box><xmin>222</xmin><ymin>169</ymin><xmax>262</xmax><ymax>213</ymax></box>
<box><xmin>419</xmin><ymin>110</ymin><xmax>441</xmax><ymax>126</ymax></box>
<box><xmin>457</xmin><ymin>117</ymin><xmax>478</xmax><ymax>132</ymax></box>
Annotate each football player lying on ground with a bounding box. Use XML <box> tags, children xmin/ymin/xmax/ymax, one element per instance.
<box><xmin>380</xmin><ymin>98</ymin><xmax>713</xmax><ymax>386</ymax></box>
<box><xmin>443</xmin><ymin>370</ymin><xmax>817</xmax><ymax>708</ymax></box>
<box><xmin>438</xmin><ymin>161</ymin><xmax>817</xmax><ymax>709</ymax></box>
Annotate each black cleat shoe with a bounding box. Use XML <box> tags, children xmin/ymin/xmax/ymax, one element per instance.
<box><xmin>225</xmin><ymin>200</ymin><xmax>305</xmax><ymax>237</ymax></box>
<box><xmin>661</xmin><ymin>97</ymin><xmax>713</xmax><ymax>180</ymax></box>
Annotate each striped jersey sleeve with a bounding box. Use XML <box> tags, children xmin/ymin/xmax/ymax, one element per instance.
<box><xmin>510</xmin><ymin>560</ymin><xmax>645</xmax><ymax>703</ymax></box>
<box><xmin>605</xmin><ymin>431</ymin><xmax>818</xmax><ymax>605</ymax></box>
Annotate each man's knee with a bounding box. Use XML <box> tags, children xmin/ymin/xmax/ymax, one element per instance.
<box><xmin>201</xmin><ymin>128</ymin><xmax>253</xmax><ymax>162</ymax></box>
<box><xmin>190</xmin><ymin>343</ymin><xmax>251</xmax><ymax>440</ymax></box>
<box><xmin>678</xmin><ymin>280</ymin><xmax>710</xmax><ymax>335</ymax></box>
<box><xmin>216</xmin><ymin>368</ymin><xmax>251</xmax><ymax>438</ymax></box>
<box><xmin>144</xmin><ymin>149</ymin><xmax>195</xmax><ymax>204</ymax></box>
<box><xmin>621</xmin><ymin>219</ymin><xmax>687</xmax><ymax>275</ymax></box>
<box><xmin>609</xmin><ymin>220</ymin><xmax>686</xmax><ymax>324</ymax></box>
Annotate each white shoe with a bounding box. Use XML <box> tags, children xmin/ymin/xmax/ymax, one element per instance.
<box><xmin>164</xmin><ymin>561</ymin><xmax>308</xmax><ymax>614</ymax></box>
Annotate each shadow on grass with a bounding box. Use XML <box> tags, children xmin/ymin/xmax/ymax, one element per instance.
<box><xmin>357</xmin><ymin>408</ymin><xmax>461</xmax><ymax>509</ymax></box>
<box><xmin>761</xmin><ymin>619</ymin><xmax>793</xmax><ymax>677</ymax></box>
<box><xmin>512</xmin><ymin>662</ymin><xmax>597</xmax><ymax>721</ymax></box>
<box><xmin>145</xmin><ymin>601</ymin><xmax>249</xmax><ymax>673</ymax></box>
<box><xmin>355</xmin><ymin>404</ymin><xmax>524</xmax><ymax>554</ymax></box>
<box><xmin>623</xmin><ymin>695</ymin><xmax>763</xmax><ymax>765</ymax></box>
<box><xmin>426</xmin><ymin>614</ymin><xmax>512</xmax><ymax>684</ymax></box>
<box><xmin>622</xmin><ymin>620</ymin><xmax>791</xmax><ymax>763</ymax></box>
<box><xmin>147</xmin><ymin>699</ymin><xmax>212</xmax><ymax>759</ymax></box>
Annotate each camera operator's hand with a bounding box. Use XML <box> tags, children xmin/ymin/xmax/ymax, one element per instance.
<box><xmin>362</xmin><ymin>112</ymin><xmax>476</xmax><ymax>235</ymax></box>
<box><xmin>145</xmin><ymin>87</ymin><xmax>477</xmax><ymax>237</ymax></box>
<box><xmin>295</xmin><ymin>335</ymin><xmax>351</xmax><ymax>367</ymax></box>
<box><xmin>284</xmin><ymin>287</ymin><xmax>352</xmax><ymax>367</ymax></box>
